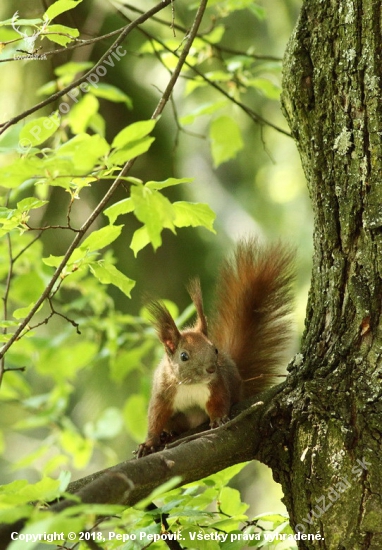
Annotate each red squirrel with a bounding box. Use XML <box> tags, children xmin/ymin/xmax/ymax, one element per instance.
<box><xmin>137</xmin><ymin>238</ymin><xmax>294</xmax><ymax>457</ymax></box>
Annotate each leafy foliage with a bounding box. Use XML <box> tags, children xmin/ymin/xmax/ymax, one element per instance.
<box><xmin>0</xmin><ymin>464</ymin><xmax>296</xmax><ymax>549</ymax></box>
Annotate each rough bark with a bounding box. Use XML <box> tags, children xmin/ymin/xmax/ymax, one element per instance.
<box><xmin>278</xmin><ymin>0</ymin><xmax>382</xmax><ymax>547</ymax></box>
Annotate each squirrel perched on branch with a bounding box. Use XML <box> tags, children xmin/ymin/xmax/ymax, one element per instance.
<box><xmin>137</xmin><ymin>238</ymin><xmax>295</xmax><ymax>458</ymax></box>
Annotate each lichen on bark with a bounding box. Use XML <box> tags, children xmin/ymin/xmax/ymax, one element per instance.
<box><xmin>278</xmin><ymin>0</ymin><xmax>382</xmax><ymax>546</ymax></box>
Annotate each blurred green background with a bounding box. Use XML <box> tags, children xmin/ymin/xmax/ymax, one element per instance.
<box><xmin>0</xmin><ymin>0</ymin><xmax>308</xmax><ymax>519</ymax></box>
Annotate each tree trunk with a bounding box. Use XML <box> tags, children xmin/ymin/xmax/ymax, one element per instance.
<box><xmin>276</xmin><ymin>0</ymin><xmax>382</xmax><ymax>547</ymax></box>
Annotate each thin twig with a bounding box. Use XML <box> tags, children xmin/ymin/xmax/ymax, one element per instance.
<box><xmin>151</xmin><ymin>0</ymin><xmax>208</xmax><ymax>119</ymax></box>
<box><xmin>0</xmin><ymin>233</ymin><xmax>13</xmax><ymax>386</ymax></box>
<box><xmin>25</xmin><ymin>224</ymin><xmax>81</xmax><ymax>232</ymax></box>
<box><xmin>0</xmin><ymin>25</ymin><xmax>131</xmax><ymax>64</ymax></box>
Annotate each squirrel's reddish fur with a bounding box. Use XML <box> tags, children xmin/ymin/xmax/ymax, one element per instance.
<box><xmin>137</xmin><ymin>238</ymin><xmax>294</xmax><ymax>457</ymax></box>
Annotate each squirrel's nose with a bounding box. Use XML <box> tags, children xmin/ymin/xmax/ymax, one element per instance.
<box><xmin>206</xmin><ymin>365</ymin><xmax>216</xmax><ymax>374</ymax></box>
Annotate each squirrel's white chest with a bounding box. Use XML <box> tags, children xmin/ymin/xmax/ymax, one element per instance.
<box><xmin>173</xmin><ymin>383</ymin><xmax>210</xmax><ymax>412</ymax></box>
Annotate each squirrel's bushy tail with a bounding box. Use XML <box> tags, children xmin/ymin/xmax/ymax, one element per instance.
<box><xmin>210</xmin><ymin>238</ymin><xmax>295</xmax><ymax>398</ymax></box>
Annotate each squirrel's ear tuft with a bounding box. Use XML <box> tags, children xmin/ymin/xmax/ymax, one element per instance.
<box><xmin>147</xmin><ymin>301</ymin><xmax>180</xmax><ymax>354</ymax></box>
<box><xmin>187</xmin><ymin>278</ymin><xmax>208</xmax><ymax>337</ymax></box>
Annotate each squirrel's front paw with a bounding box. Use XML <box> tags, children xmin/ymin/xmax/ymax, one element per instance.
<box><xmin>136</xmin><ymin>443</ymin><xmax>153</xmax><ymax>458</ymax></box>
<box><xmin>136</xmin><ymin>436</ymin><xmax>160</xmax><ymax>458</ymax></box>
<box><xmin>210</xmin><ymin>416</ymin><xmax>229</xmax><ymax>429</ymax></box>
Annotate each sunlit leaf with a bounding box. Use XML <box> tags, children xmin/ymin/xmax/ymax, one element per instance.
<box><xmin>20</xmin><ymin>114</ymin><xmax>60</xmax><ymax>147</ymax></box>
<box><xmin>54</xmin><ymin>61</ymin><xmax>93</xmax><ymax>76</ymax></box>
<box><xmin>180</xmin><ymin>100</ymin><xmax>227</xmax><ymax>125</ymax></box>
<box><xmin>44</xmin><ymin>0</ymin><xmax>84</xmax><ymax>22</ymax></box>
<box><xmin>219</xmin><ymin>486</ymin><xmax>248</xmax><ymax>516</ymax></box>
<box><xmin>85</xmin><ymin>407</ymin><xmax>124</xmax><ymax>440</ymax></box>
<box><xmin>131</xmin><ymin>182</ymin><xmax>175</xmax><ymax>250</ymax></box>
<box><xmin>44</xmin><ymin>24</ymin><xmax>79</xmax><ymax>46</ymax></box>
<box><xmin>209</xmin><ymin>115</ymin><xmax>244</xmax><ymax>167</ymax></box>
<box><xmin>248</xmin><ymin>77</ymin><xmax>281</xmax><ymax>99</ymax></box>
<box><xmin>173</xmin><ymin>202</ymin><xmax>216</xmax><ymax>233</ymax></box>
<box><xmin>130</xmin><ymin>226</ymin><xmax>150</xmax><ymax>256</ymax></box>
<box><xmin>90</xmin><ymin>262</ymin><xmax>135</xmax><ymax>297</ymax></box>
<box><xmin>108</xmin><ymin>137</ymin><xmax>155</xmax><ymax>166</ymax></box>
<box><xmin>111</xmin><ymin>120</ymin><xmax>156</xmax><ymax>149</ymax></box>
<box><xmin>123</xmin><ymin>394</ymin><xmax>148</xmax><ymax>442</ymax></box>
<box><xmin>59</xmin><ymin>429</ymin><xmax>93</xmax><ymax>469</ymax></box>
<box><xmin>56</xmin><ymin>134</ymin><xmax>109</xmax><ymax>172</ymax></box>
<box><xmin>90</xmin><ymin>83</ymin><xmax>132</xmax><ymax>108</ymax></box>
<box><xmin>80</xmin><ymin>225</ymin><xmax>123</xmax><ymax>252</ymax></box>
<box><xmin>146</xmin><ymin>177</ymin><xmax>193</xmax><ymax>190</ymax></box>
<box><xmin>17</xmin><ymin>198</ymin><xmax>48</xmax><ymax>211</ymax></box>
<box><xmin>68</xmin><ymin>94</ymin><xmax>99</xmax><ymax>134</ymax></box>
<box><xmin>104</xmin><ymin>198</ymin><xmax>134</xmax><ymax>224</ymax></box>
<box><xmin>0</xmin><ymin>477</ymin><xmax>61</xmax><ymax>505</ymax></box>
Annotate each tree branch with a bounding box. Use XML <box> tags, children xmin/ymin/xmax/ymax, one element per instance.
<box><xmin>0</xmin><ymin>383</ymin><xmax>291</xmax><ymax>549</ymax></box>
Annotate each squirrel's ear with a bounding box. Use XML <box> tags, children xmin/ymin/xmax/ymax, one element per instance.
<box><xmin>147</xmin><ymin>301</ymin><xmax>180</xmax><ymax>354</ymax></box>
<box><xmin>187</xmin><ymin>278</ymin><xmax>208</xmax><ymax>337</ymax></box>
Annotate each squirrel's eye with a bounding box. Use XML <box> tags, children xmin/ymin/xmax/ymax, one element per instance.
<box><xmin>180</xmin><ymin>351</ymin><xmax>189</xmax><ymax>362</ymax></box>
<box><xmin>215</xmin><ymin>348</ymin><xmax>218</xmax><ymax>355</ymax></box>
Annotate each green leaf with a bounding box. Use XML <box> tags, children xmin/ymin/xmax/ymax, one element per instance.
<box><xmin>59</xmin><ymin>429</ymin><xmax>93</xmax><ymax>469</ymax></box>
<box><xmin>88</xmin><ymin>112</ymin><xmax>106</xmax><ymax>137</ymax></box>
<box><xmin>131</xmin><ymin>182</ymin><xmax>175</xmax><ymax>250</ymax></box>
<box><xmin>13</xmin><ymin>303</ymin><xmax>36</xmax><ymax>320</ymax></box>
<box><xmin>108</xmin><ymin>137</ymin><xmax>155</xmax><ymax>166</ymax></box>
<box><xmin>0</xmin><ymin>477</ymin><xmax>61</xmax><ymax>506</ymax></box>
<box><xmin>209</xmin><ymin>116</ymin><xmax>244</xmax><ymax>167</ymax></box>
<box><xmin>123</xmin><ymin>394</ymin><xmax>148</xmax><ymax>442</ymax></box>
<box><xmin>146</xmin><ymin>177</ymin><xmax>193</xmax><ymax>190</ymax></box>
<box><xmin>130</xmin><ymin>226</ymin><xmax>150</xmax><ymax>256</ymax></box>
<box><xmin>90</xmin><ymin>262</ymin><xmax>135</xmax><ymax>297</ymax></box>
<box><xmin>80</xmin><ymin>225</ymin><xmax>123</xmax><ymax>253</ymax></box>
<box><xmin>173</xmin><ymin>202</ymin><xmax>216</xmax><ymax>233</ymax></box>
<box><xmin>44</xmin><ymin>24</ymin><xmax>79</xmax><ymax>46</ymax></box>
<box><xmin>0</xmin><ymin>18</ymin><xmax>43</xmax><ymax>26</ymax></box>
<box><xmin>111</xmin><ymin>119</ymin><xmax>156</xmax><ymax>149</ymax></box>
<box><xmin>37</xmin><ymin>341</ymin><xmax>98</xmax><ymax>381</ymax></box>
<box><xmin>137</xmin><ymin>477</ymin><xmax>183</xmax><ymax>509</ymax></box>
<box><xmin>109</xmin><ymin>344</ymin><xmax>151</xmax><ymax>382</ymax></box>
<box><xmin>11</xmin><ymin>271</ymin><xmax>45</xmax><ymax>304</ymax></box>
<box><xmin>44</xmin><ymin>0</ymin><xmax>83</xmax><ymax>21</ymax></box>
<box><xmin>89</xmin><ymin>83</ymin><xmax>133</xmax><ymax>108</ymax></box>
<box><xmin>0</xmin><ymin>506</ymin><xmax>32</xmax><ymax>525</ymax></box>
<box><xmin>42</xmin><ymin>246</ymin><xmax>89</xmax><ymax>268</ymax></box>
<box><xmin>248</xmin><ymin>77</ymin><xmax>281</xmax><ymax>99</ymax></box>
<box><xmin>68</xmin><ymin>94</ymin><xmax>99</xmax><ymax>134</ymax></box>
<box><xmin>104</xmin><ymin>198</ymin><xmax>134</xmax><ymax>224</ymax></box>
<box><xmin>219</xmin><ymin>487</ymin><xmax>248</xmax><ymax>516</ymax></box>
<box><xmin>20</xmin><ymin>114</ymin><xmax>60</xmax><ymax>147</ymax></box>
<box><xmin>85</xmin><ymin>407</ymin><xmax>123</xmax><ymax>440</ymax></box>
<box><xmin>17</xmin><ymin>198</ymin><xmax>48</xmax><ymax>212</ymax></box>
<box><xmin>180</xmin><ymin>100</ymin><xmax>227</xmax><ymax>125</ymax></box>
<box><xmin>54</xmin><ymin>61</ymin><xmax>93</xmax><ymax>77</ymax></box>
<box><xmin>56</xmin><ymin>134</ymin><xmax>109</xmax><ymax>172</ymax></box>
<box><xmin>0</xmin><ymin>207</ymin><xmax>22</xmax><ymax>233</ymax></box>
<box><xmin>202</xmin><ymin>463</ymin><xmax>248</xmax><ymax>488</ymax></box>
<box><xmin>0</xmin><ymin>157</ymin><xmax>43</xmax><ymax>189</ymax></box>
